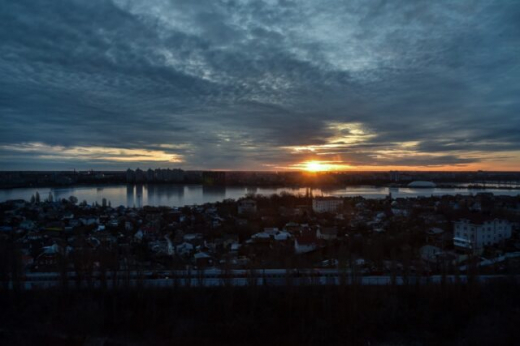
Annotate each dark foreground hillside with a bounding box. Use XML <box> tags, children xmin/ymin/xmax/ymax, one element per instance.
<box><xmin>1</xmin><ymin>281</ymin><xmax>520</xmax><ymax>345</ymax></box>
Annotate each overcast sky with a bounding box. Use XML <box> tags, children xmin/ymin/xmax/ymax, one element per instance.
<box><xmin>1</xmin><ymin>0</ymin><xmax>520</xmax><ymax>171</ymax></box>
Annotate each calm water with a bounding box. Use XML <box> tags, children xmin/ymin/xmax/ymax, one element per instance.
<box><xmin>1</xmin><ymin>184</ymin><xmax>519</xmax><ymax>207</ymax></box>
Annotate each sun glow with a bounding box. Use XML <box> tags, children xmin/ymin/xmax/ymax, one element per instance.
<box><xmin>298</xmin><ymin>160</ymin><xmax>352</xmax><ymax>172</ymax></box>
<box><xmin>304</xmin><ymin>161</ymin><xmax>329</xmax><ymax>172</ymax></box>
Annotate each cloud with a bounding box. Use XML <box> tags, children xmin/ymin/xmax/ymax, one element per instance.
<box><xmin>1</xmin><ymin>0</ymin><xmax>520</xmax><ymax>170</ymax></box>
<box><xmin>0</xmin><ymin>142</ymin><xmax>183</xmax><ymax>163</ymax></box>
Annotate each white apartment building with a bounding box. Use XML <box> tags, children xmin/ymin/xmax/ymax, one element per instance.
<box><xmin>312</xmin><ymin>197</ymin><xmax>343</xmax><ymax>213</ymax></box>
<box><xmin>453</xmin><ymin>218</ymin><xmax>512</xmax><ymax>251</ymax></box>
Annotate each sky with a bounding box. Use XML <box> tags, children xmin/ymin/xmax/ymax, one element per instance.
<box><xmin>1</xmin><ymin>0</ymin><xmax>520</xmax><ymax>171</ymax></box>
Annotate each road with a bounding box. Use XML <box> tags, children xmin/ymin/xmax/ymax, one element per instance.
<box><xmin>11</xmin><ymin>273</ymin><xmax>518</xmax><ymax>290</ymax></box>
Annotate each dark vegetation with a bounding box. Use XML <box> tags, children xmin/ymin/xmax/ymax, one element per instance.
<box><xmin>1</xmin><ymin>280</ymin><xmax>520</xmax><ymax>345</ymax></box>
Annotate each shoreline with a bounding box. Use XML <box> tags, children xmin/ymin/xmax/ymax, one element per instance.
<box><xmin>1</xmin><ymin>182</ymin><xmax>520</xmax><ymax>191</ymax></box>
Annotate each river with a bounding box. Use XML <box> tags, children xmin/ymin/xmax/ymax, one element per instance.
<box><xmin>0</xmin><ymin>184</ymin><xmax>519</xmax><ymax>207</ymax></box>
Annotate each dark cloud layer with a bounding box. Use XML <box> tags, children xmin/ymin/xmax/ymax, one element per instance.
<box><xmin>1</xmin><ymin>0</ymin><xmax>520</xmax><ymax>170</ymax></box>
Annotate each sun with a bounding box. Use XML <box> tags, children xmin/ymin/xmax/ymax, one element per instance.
<box><xmin>291</xmin><ymin>160</ymin><xmax>352</xmax><ymax>172</ymax></box>
<box><xmin>303</xmin><ymin>161</ymin><xmax>330</xmax><ymax>172</ymax></box>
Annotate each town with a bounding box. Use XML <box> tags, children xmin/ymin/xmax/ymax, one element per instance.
<box><xmin>2</xmin><ymin>190</ymin><xmax>520</xmax><ymax>288</ymax></box>
<box><xmin>2</xmin><ymin>168</ymin><xmax>520</xmax><ymax>189</ymax></box>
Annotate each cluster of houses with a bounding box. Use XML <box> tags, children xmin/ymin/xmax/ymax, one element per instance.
<box><xmin>1</xmin><ymin>192</ymin><xmax>520</xmax><ymax>275</ymax></box>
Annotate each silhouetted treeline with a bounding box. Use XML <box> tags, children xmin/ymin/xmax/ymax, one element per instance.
<box><xmin>1</xmin><ymin>280</ymin><xmax>519</xmax><ymax>345</ymax></box>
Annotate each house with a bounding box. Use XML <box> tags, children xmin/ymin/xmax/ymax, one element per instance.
<box><xmin>420</xmin><ymin>245</ymin><xmax>442</xmax><ymax>263</ymax></box>
<box><xmin>19</xmin><ymin>220</ymin><xmax>36</xmax><ymax>230</ymax></box>
<box><xmin>34</xmin><ymin>243</ymin><xmax>71</xmax><ymax>271</ymax></box>
<box><xmin>176</xmin><ymin>242</ymin><xmax>195</xmax><ymax>256</ymax></box>
<box><xmin>61</xmin><ymin>213</ymin><xmax>74</xmax><ymax>220</ymax></box>
<box><xmin>134</xmin><ymin>230</ymin><xmax>144</xmax><ymax>241</ymax></box>
<box><xmin>295</xmin><ymin>236</ymin><xmax>317</xmax><ymax>254</ymax></box>
<box><xmin>391</xmin><ymin>207</ymin><xmax>409</xmax><ymax>217</ymax></box>
<box><xmin>316</xmin><ymin>227</ymin><xmax>338</xmax><ymax>240</ymax></box>
<box><xmin>284</xmin><ymin>222</ymin><xmax>300</xmax><ymax>234</ymax></box>
<box><xmin>141</xmin><ymin>225</ymin><xmax>159</xmax><ymax>236</ymax></box>
<box><xmin>238</xmin><ymin>199</ymin><xmax>257</xmax><ymax>215</ymax></box>
<box><xmin>251</xmin><ymin>228</ymin><xmax>292</xmax><ymax>243</ymax></box>
<box><xmin>34</xmin><ymin>253</ymin><xmax>60</xmax><ymax>271</ymax></box>
<box><xmin>251</xmin><ymin>229</ymin><xmax>276</xmax><ymax>243</ymax></box>
<box><xmin>274</xmin><ymin>230</ymin><xmax>292</xmax><ymax>241</ymax></box>
<box><xmin>79</xmin><ymin>217</ymin><xmax>98</xmax><ymax>226</ymax></box>
<box><xmin>194</xmin><ymin>252</ymin><xmax>212</xmax><ymax>267</ymax></box>
<box><xmin>295</xmin><ymin>229</ymin><xmax>318</xmax><ymax>254</ymax></box>
<box><xmin>149</xmin><ymin>240</ymin><xmax>169</xmax><ymax>255</ymax></box>
<box><xmin>183</xmin><ymin>233</ymin><xmax>203</xmax><ymax>244</ymax></box>
<box><xmin>235</xmin><ymin>218</ymin><xmax>248</xmax><ymax>227</ymax></box>
<box><xmin>68</xmin><ymin>219</ymin><xmax>81</xmax><ymax>228</ymax></box>
<box><xmin>426</xmin><ymin>227</ymin><xmax>444</xmax><ymax>236</ymax></box>
<box><xmin>312</xmin><ymin>197</ymin><xmax>343</xmax><ymax>213</ymax></box>
<box><xmin>230</xmin><ymin>243</ymin><xmax>241</xmax><ymax>253</ymax></box>
<box><xmin>125</xmin><ymin>221</ymin><xmax>134</xmax><ymax>231</ymax></box>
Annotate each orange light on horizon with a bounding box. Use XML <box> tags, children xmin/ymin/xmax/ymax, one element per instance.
<box><xmin>293</xmin><ymin>160</ymin><xmax>353</xmax><ymax>172</ymax></box>
<box><xmin>304</xmin><ymin>161</ymin><xmax>329</xmax><ymax>172</ymax></box>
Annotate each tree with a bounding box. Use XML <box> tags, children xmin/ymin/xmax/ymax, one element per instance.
<box><xmin>35</xmin><ymin>192</ymin><xmax>40</xmax><ymax>203</ymax></box>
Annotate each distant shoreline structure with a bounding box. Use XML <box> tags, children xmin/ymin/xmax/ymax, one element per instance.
<box><xmin>407</xmin><ymin>181</ymin><xmax>437</xmax><ymax>188</ymax></box>
<box><xmin>1</xmin><ymin>169</ymin><xmax>520</xmax><ymax>190</ymax></box>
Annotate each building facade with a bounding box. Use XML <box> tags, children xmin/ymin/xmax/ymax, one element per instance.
<box><xmin>312</xmin><ymin>197</ymin><xmax>343</xmax><ymax>213</ymax></box>
<box><xmin>453</xmin><ymin>218</ymin><xmax>512</xmax><ymax>252</ymax></box>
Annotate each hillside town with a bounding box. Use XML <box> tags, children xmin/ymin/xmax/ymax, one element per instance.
<box><xmin>2</xmin><ymin>191</ymin><xmax>520</xmax><ymax>282</ymax></box>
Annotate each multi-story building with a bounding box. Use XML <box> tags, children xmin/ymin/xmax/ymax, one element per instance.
<box><xmin>202</xmin><ymin>171</ymin><xmax>226</xmax><ymax>185</ymax></box>
<box><xmin>453</xmin><ymin>217</ymin><xmax>512</xmax><ymax>252</ymax></box>
<box><xmin>312</xmin><ymin>197</ymin><xmax>343</xmax><ymax>213</ymax></box>
<box><xmin>147</xmin><ymin>168</ymin><xmax>155</xmax><ymax>182</ymax></box>
<box><xmin>389</xmin><ymin>170</ymin><xmax>400</xmax><ymax>182</ymax></box>
<box><xmin>165</xmin><ymin>168</ymin><xmax>185</xmax><ymax>183</ymax></box>
<box><xmin>126</xmin><ymin>168</ymin><xmax>135</xmax><ymax>183</ymax></box>
<box><xmin>135</xmin><ymin>168</ymin><xmax>146</xmax><ymax>183</ymax></box>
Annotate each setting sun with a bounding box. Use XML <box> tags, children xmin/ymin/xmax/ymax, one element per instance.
<box><xmin>303</xmin><ymin>161</ymin><xmax>329</xmax><ymax>172</ymax></box>
<box><xmin>290</xmin><ymin>160</ymin><xmax>355</xmax><ymax>172</ymax></box>
<box><xmin>302</xmin><ymin>160</ymin><xmax>352</xmax><ymax>172</ymax></box>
